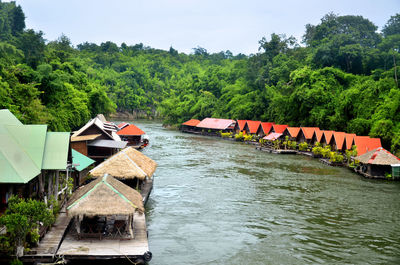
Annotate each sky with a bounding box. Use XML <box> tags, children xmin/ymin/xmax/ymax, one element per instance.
<box><xmin>8</xmin><ymin>0</ymin><xmax>400</xmax><ymax>55</ymax></box>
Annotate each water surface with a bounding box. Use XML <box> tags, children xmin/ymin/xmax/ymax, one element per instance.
<box><xmin>126</xmin><ymin>120</ymin><xmax>400</xmax><ymax>264</ymax></box>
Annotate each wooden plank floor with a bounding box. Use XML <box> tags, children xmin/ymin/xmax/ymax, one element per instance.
<box><xmin>57</xmin><ymin>211</ymin><xmax>149</xmax><ymax>258</ymax></box>
<box><xmin>141</xmin><ymin>178</ymin><xmax>153</xmax><ymax>205</ymax></box>
<box><xmin>23</xmin><ymin>206</ymin><xmax>72</xmax><ymax>261</ymax></box>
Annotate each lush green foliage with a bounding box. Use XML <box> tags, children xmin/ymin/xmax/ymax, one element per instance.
<box><xmin>298</xmin><ymin>142</ymin><xmax>309</xmax><ymax>151</ymax></box>
<box><xmin>0</xmin><ymin>2</ymin><xmax>398</xmax><ymax>156</ymax></box>
<box><xmin>0</xmin><ymin>196</ymin><xmax>55</xmax><ymax>256</ymax></box>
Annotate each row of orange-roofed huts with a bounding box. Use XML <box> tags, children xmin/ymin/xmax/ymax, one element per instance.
<box><xmin>180</xmin><ymin>118</ymin><xmax>400</xmax><ymax>180</ymax></box>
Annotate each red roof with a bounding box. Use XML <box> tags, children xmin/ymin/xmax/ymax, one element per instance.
<box><xmin>118</xmin><ymin>122</ymin><xmax>129</xmax><ymax>129</ymax></box>
<box><xmin>314</xmin><ymin>130</ymin><xmax>324</xmax><ymax>142</ymax></box>
<box><xmin>197</xmin><ymin>118</ymin><xmax>236</xmax><ymax>130</ymax></box>
<box><xmin>322</xmin><ymin>131</ymin><xmax>334</xmax><ymax>144</ymax></box>
<box><xmin>182</xmin><ymin>119</ymin><xmax>200</xmax><ymax>126</ymax></box>
<box><xmin>237</xmin><ymin>120</ymin><xmax>247</xmax><ymax>131</ymax></box>
<box><xmin>301</xmin><ymin>127</ymin><xmax>320</xmax><ymax>139</ymax></box>
<box><xmin>272</xmin><ymin>124</ymin><xmax>288</xmax><ymax>133</ymax></box>
<box><xmin>117</xmin><ymin>124</ymin><xmax>145</xmax><ymax>136</ymax></box>
<box><xmin>259</xmin><ymin>122</ymin><xmax>274</xmax><ymax>135</ymax></box>
<box><xmin>354</xmin><ymin>136</ymin><xmax>382</xmax><ymax>156</ymax></box>
<box><xmin>285</xmin><ymin>127</ymin><xmax>300</xmax><ymax>138</ymax></box>
<box><xmin>331</xmin><ymin>132</ymin><xmax>346</xmax><ymax>150</ymax></box>
<box><xmin>245</xmin><ymin>120</ymin><xmax>261</xmax><ymax>134</ymax></box>
<box><xmin>263</xmin><ymin>132</ymin><xmax>283</xmax><ymax>140</ymax></box>
<box><xmin>365</xmin><ymin>147</ymin><xmax>400</xmax><ymax>164</ymax></box>
<box><xmin>344</xmin><ymin>133</ymin><xmax>356</xmax><ymax>150</ymax></box>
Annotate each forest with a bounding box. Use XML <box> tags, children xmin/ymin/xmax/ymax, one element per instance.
<box><xmin>0</xmin><ymin>1</ymin><xmax>399</xmax><ymax>156</ymax></box>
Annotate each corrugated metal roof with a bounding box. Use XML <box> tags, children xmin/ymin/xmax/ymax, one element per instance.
<box><xmin>117</xmin><ymin>124</ymin><xmax>145</xmax><ymax>136</ymax></box>
<box><xmin>72</xmin><ymin>149</ymin><xmax>95</xmax><ymax>172</ymax></box>
<box><xmin>197</xmin><ymin>118</ymin><xmax>236</xmax><ymax>130</ymax></box>
<box><xmin>263</xmin><ymin>132</ymin><xmax>283</xmax><ymax>140</ymax></box>
<box><xmin>0</xmin><ymin>124</ymin><xmax>43</xmax><ymax>183</ymax></box>
<box><xmin>237</xmin><ymin>120</ymin><xmax>248</xmax><ymax>131</ymax></box>
<box><xmin>71</xmin><ymin>134</ymin><xmax>101</xmax><ymax>142</ymax></box>
<box><xmin>182</xmin><ymin>119</ymin><xmax>200</xmax><ymax>126</ymax></box>
<box><xmin>71</xmin><ymin>117</ymin><xmax>114</xmax><ymax>140</ymax></box>
<box><xmin>87</xmin><ymin>139</ymin><xmax>127</xmax><ymax>149</ymax></box>
<box><xmin>259</xmin><ymin>122</ymin><xmax>274</xmax><ymax>135</ymax></box>
<box><xmin>0</xmin><ymin>109</ymin><xmax>22</xmax><ymax>125</ymax></box>
<box><xmin>42</xmin><ymin>132</ymin><xmax>70</xmax><ymax>170</ymax></box>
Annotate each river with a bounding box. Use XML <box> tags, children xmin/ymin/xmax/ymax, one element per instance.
<box><xmin>128</xmin><ymin>120</ymin><xmax>400</xmax><ymax>264</ymax></box>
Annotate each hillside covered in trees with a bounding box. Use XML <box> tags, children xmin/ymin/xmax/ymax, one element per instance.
<box><xmin>0</xmin><ymin>1</ymin><xmax>399</xmax><ymax>155</ymax></box>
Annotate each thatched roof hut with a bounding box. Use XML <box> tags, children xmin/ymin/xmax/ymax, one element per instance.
<box><xmin>67</xmin><ymin>174</ymin><xmax>144</xmax><ymax>217</ymax></box>
<box><xmin>89</xmin><ymin>147</ymin><xmax>157</xmax><ymax>180</ymax></box>
<box><xmin>355</xmin><ymin>147</ymin><xmax>400</xmax><ymax>165</ymax></box>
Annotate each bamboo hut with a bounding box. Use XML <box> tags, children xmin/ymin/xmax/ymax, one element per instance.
<box><xmin>355</xmin><ymin>147</ymin><xmax>400</xmax><ymax>179</ymax></box>
<box><xmin>180</xmin><ymin>119</ymin><xmax>201</xmax><ymax>133</ymax></box>
<box><xmin>256</xmin><ymin>122</ymin><xmax>274</xmax><ymax>137</ymax></box>
<box><xmin>90</xmin><ymin>147</ymin><xmax>157</xmax><ymax>189</ymax></box>
<box><xmin>67</xmin><ymin>174</ymin><xmax>144</xmax><ymax>239</ymax></box>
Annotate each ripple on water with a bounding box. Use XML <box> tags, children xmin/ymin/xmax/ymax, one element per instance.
<box><xmin>118</xmin><ymin>120</ymin><xmax>400</xmax><ymax>265</ymax></box>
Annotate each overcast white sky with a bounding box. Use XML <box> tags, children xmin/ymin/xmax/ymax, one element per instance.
<box><xmin>10</xmin><ymin>0</ymin><xmax>400</xmax><ymax>55</ymax></box>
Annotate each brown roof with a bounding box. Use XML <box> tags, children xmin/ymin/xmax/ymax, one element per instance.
<box><xmin>90</xmin><ymin>147</ymin><xmax>157</xmax><ymax>180</ymax></box>
<box><xmin>71</xmin><ymin>134</ymin><xmax>101</xmax><ymax>142</ymax></box>
<box><xmin>67</xmin><ymin>174</ymin><xmax>144</xmax><ymax>217</ymax></box>
<box><xmin>356</xmin><ymin>147</ymin><xmax>400</xmax><ymax>165</ymax></box>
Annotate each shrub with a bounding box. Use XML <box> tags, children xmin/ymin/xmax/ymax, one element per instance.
<box><xmin>289</xmin><ymin>141</ymin><xmax>297</xmax><ymax>150</ymax></box>
<box><xmin>234</xmin><ymin>132</ymin><xmax>244</xmax><ymax>141</ymax></box>
<box><xmin>220</xmin><ymin>132</ymin><xmax>232</xmax><ymax>138</ymax></box>
<box><xmin>312</xmin><ymin>146</ymin><xmax>323</xmax><ymax>156</ymax></box>
<box><xmin>298</xmin><ymin>142</ymin><xmax>308</xmax><ymax>151</ymax></box>
<box><xmin>273</xmin><ymin>140</ymin><xmax>281</xmax><ymax>149</ymax></box>
<box><xmin>321</xmin><ymin>145</ymin><xmax>331</xmax><ymax>158</ymax></box>
<box><xmin>330</xmin><ymin>152</ymin><xmax>344</xmax><ymax>163</ymax></box>
<box><xmin>244</xmin><ymin>134</ymin><xmax>253</xmax><ymax>141</ymax></box>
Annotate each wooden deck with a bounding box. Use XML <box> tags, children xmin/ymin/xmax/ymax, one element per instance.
<box><xmin>140</xmin><ymin>178</ymin><xmax>153</xmax><ymax>205</ymax></box>
<box><xmin>57</xmin><ymin>211</ymin><xmax>149</xmax><ymax>262</ymax></box>
<box><xmin>22</xmin><ymin>206</ymin><xmax>72</xmax><ymax>262</ymax></box>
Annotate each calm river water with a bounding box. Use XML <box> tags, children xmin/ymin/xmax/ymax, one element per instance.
<box><xmin>129</xmin><ymin>120</ymin><xmax>400</xmax><ymax>265</ymax></box>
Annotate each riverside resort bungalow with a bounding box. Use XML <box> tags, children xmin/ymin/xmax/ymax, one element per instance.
<box><xmin>243</xmin><ymin>120</ymin><xmax>261</xmax><ymax>135</ymax></box>
<box><xmin>117</xmin><ymin>123</ymin><xmax>148</xmax><ymax>148</ymax></box>
<box><xmin>196</xmin><ymin>118</ymin><xmax>236</xmax><ymax>135</ymax></box>
<box><xmin>256</xmin><ymin>122</ymin><xmax>275</xmax><ymax>138</ymax></box>
<box><xmin>282</xmin><ymin>127</ymin><xmax>301</xmax><ymax>141</ymax></box>
<box><xmin>355</xmin><ymin>147</ymin><xmax>400</xmax><ymax>179</ymax></box>
<box><xmin>180</xmin><ymin>119</ymin><xmax>200</xmax><ymax>133</ymax></box>
<box><xmin>297</xmin><ymin>127</ymin><xmax>320</xmax><ymax>144</ymax></box>
<box><xmin>233</xmin><ymin>120</ymin><xmax>247</xmax><ymax>134</ymax></box>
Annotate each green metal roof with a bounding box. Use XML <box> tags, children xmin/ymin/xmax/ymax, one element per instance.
<box><xmin>72</xmin><ymin>149</ymin><xmax>95</xmax><ymax>172</ymax></box>
<box><xmin>0</xmin><ymin>125</ymin><xmax>41</xmax><ymax>183</ymax></box>
<box><xmin>0</xmin><ymin>109</ymin><xmax>22</xmax><ymax>125</ymax></box>
<box><xmin>42</xmin><ymin>132</ymin><xmax>70</xmax><ymax>170</ymax></box>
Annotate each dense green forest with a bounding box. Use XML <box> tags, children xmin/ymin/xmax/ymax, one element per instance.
<box><xmin>0</xmin><ymin>1</ymin><xmax>399</xmax><ymax>156</ymax></box>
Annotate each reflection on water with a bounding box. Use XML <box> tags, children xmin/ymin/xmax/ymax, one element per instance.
<box><xmin>118</xmin><ymin>120</ymin><xmax>400</xmax><ymax>265</ymax></box>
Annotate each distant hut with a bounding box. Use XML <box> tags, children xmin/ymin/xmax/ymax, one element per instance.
<box><xmin>282</xmin><ymin>127</ymin><xmax>300</xmax><ymax>141</ymax></box>
<box><xmin>263</xmin><ymin>132</ymin><xmax>284</xmax><ymax>141</ymax></box>
<box><xmin>343</xmin><ymin>133</ymin><xmax>356</xmax><ymax>151</ymax></box>
<box><xmin>90</xmin><ymin>147</ymin><xmax>157</xmax><ymax>189</ymax></box>
<box><xmin>243</xmin><ymin>121</ymin><xmax>261</xmax><ymax>135</ymax></box>
<box><xmin>180</xmin><ymin>119</ymin><xmax>200</xmax><ymax>133</ymax></box>
<box><xmin>320</xmin><ymin>131</ymin><xmax>335</xmax><ymax>147</ymax></box>
<box><xmin>117</xmin><ymin>124</ymin><xmax>147</xmax><ymax>148</ymax></box>
<box><xmin>256</xmin><ymin>122</ymin><xmax>274</xmax><ymax>138</ymax></box>
<box><xmin>297</xmin><ymin>127</ymin><xmax>319</xmax><ymax>144</ymax></box>
<box><xmin>271</xmin><ymin>124</ymin><xmax>288</xmax><ymax>134</ymax></box>
<box><xmin>196</xmin><ymin>118</ymin><xmax>236</xmax><ymax>135</ymax></box>
<box><xmin>233</xmin><ymin>120</ymin><xmax>247</xmax><ymax>134</ymax></box>
<box><xmin>71</xmin><ymin>149</ymin><xmax>96</xmax><ymax>188</ymax></box>
<box><xmin>329</xmin><ymin>131</ymin><xmax>346</xmax><ymax>151</ymax></box>
<box><xmin>311</xmin><ymin>130</ymin><xmax>324</xmax><ymax>146</ymax></box>
<box><xmin>67</xmin><ymin>174</ymin><xmax>144</xmax><ymax>239</ymax></box>
<box><xmin>71</xmin><ymin>117</ymin><xmax>127</xmax><ymax>164</ymax></box>
<box><xmin>355</xmin><ymin>147</ymin><xmax>400</xmax><ymax>179</ymax></box>
<box><xmin>354</xmin><ymin>136</ymin><xmax>382</xmax><ymax>156</ymax></box>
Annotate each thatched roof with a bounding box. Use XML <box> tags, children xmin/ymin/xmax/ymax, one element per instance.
<box><xmin>355</xmin><ymin>147</ymin><xmax>400</xmax><ymax>165</ymax></box>
<box><xmin>67</xmin><ymin>174</ymin><xmax>144</xmax><ymax>217</ymax></box>
<box><xmin>90</xmin><ymin>147</ymin><xmax>157</xmax><ymax>180</ymax></box>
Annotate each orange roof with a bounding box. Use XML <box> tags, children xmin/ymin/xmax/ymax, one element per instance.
<box><xmin>259</xmin><ymin>122</ymin><xmax>274</xmax><ymax>135</ymax></box>
<box><xmin>322</xmin><ymin>130</ymin><xmax>334</xmax><ymax>144</ymax></box>
<box><xmin>273</xmin><ymin>124</ymin><xmax>288</xmax><ymax>133</ymax></box>
<box><xmin>314</xmin><ymin>130</ymin><xmax>324</xmax><ymax>142</ymax></box>
<box><xmin>182</xmin><ymin>119</ymin><xmax>200</xmax><ymax>126</ymax></box>
<box><xmin>331</xmin><ymin>132</ymin><xmax>346</xmax><ymax>150</ymax></box>
<box><xmin>246</xmin><ymin>120</ymin><xmax>261</xmax><ymax>134</ymax></box>
<box><xmin>354</xmin><ymin>136</ymin><xmax>382</xmax><ymax>156</ymax></box>
<box><xmin>344</xmin><ymin>133</ymin><xmax>356</xmax><ymax>150</ymax></box>
<box><xmin>285</xmin><ymin>127</ymin><xmax>300</xmax><ymax>138</ymax></box>
<box><xmin>118</xmin><ymin>122</ymin><xmax>129</xmax><ymax>129</ymax></box>
<box><xmin>301</xmin><ymin>127</ymin><xmax>319</xmax><ymax>139</ymax></box>
<box><xmin>117</xmin><ymin>124</ymin><xmax>145</xmax><ymax>136</ymax></box>
<box><xmin>237</xmin><ymin>120</ymin><xmax>247</xmax><ymax>130</ymax></box>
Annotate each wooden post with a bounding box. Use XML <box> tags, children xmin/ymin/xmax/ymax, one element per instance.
<box><xmin>48</xmin><ymin>171</ymin><xmax>53</xmax><ymax>200</ymax></box>
<box><xmin>55</xmin><ymin>170</ymin><xmax>59</xmax><ymax>200</ymax></box>
<box><xmin>39</xmin><ymin>171</ymin><xmax>45</xmax><ymax>199</ymax></box>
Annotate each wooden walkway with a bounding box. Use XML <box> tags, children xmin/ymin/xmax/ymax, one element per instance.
<box><xmin>140</xmin><ymin>178</ymin><xmax>153</xmax><ymax>205</ymax></box>
<box><xmin>23</xmin><ymin>206</ymin><xmax>72</xmax><ymax>263</ymax></box>
<box><xmin>57</xmin><ymin>211</ymin><xmax>149</xmax><ymax>262</ymax></box>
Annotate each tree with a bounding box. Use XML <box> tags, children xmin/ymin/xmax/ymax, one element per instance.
<box><xmin>15</xmin><ymin>29</ymin><xmax>45</xmax><ymax>68</ymax></box>
<box><xmin>382</xmin><ymin>13</ymin><xmax>400</xmax><ymax>37</ymax></box>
